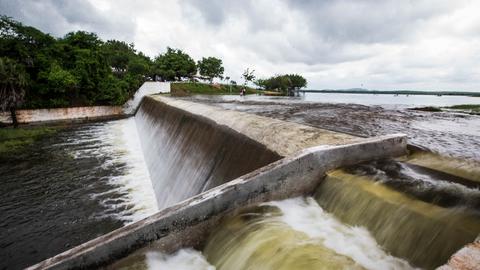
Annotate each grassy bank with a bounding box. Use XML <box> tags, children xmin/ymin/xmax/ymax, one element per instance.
<box><xmin>411</xmin><ymin>104</ymin><xmax>480</xmax><ymax>115</ymax></box>
<box><xmin>171</xmin><ymin>82</ymin><xmax>259</xmax><ymax>96</ymax></box>
<box><xmin>0</xmin><ymin>126</ymin><xmax>58</xmax><ymax>154</ymax></box>
<box><xmin>446</xmin><ymin>104</ymin><xmax>480</xmax><ymax>113</ymax></box>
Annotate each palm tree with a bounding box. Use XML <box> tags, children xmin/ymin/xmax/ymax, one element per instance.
<box><xmin>0</xmin><ymin>57</ymin><xmax>28</xmax><ymax>127</ymax></box>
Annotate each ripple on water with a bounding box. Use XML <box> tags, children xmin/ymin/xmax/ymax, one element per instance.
<box><xmin>0</xmin><ymin>118</ymin><xmax>157</xmax><ymax>270</ymax></box>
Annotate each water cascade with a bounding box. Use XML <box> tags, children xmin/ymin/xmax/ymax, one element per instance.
<box><xmin>314</xmin><ymin>170</ymin><xmax>480</xmax><ymax>269</ymax></box>
<box><xmin>134</xmin><ymin>96</ymin><xmax>281</xmax><ymax>209</ymax></box>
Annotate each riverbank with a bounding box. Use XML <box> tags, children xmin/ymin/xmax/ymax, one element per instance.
<box><xmin>170</xmin><ymin>82</ymin><xmax>258</xmax><ymax>96</ymax></box>
<box><xmin>0</xmin><ymin>126</ymin><xmax>59</xmax><ymax>154</ymax></box>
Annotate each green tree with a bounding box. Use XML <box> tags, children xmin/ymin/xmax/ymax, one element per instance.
<box><xmin>259</xmin><ymin>74</ymin><xmax>307</xmax><ymax>95</ymax></box>
<box><xmin>154</xmin><ymin>47</ymin><xmax>196</xmax><ymax>81</ymax></box>
<box><xmin>0</xmin><ymin>57</ymin><xmax>29</xmax><ymax>127</ymax></box>
<box><xmin>242</xmin><ymin>68</ymin><xmax>255</xmax><ymax>86</ymax></box>
<box><xmin>254</xmin><ymin>78</ymin><xmax>266</xmax><ymax>89</ymax></box>
<box><xmin>101</xmin><ymin>40</ymin><xmax>135</xmax><ymax>74</ymax></box>
<box><xmin>286</xmin><ymin>74</ymin><xmax>307</xmax><ymax>92</ymax></box>
<box><xmin>197</xmin><ymin>57</ymin><xmax>224</xmax><ymax>83</ymax></box>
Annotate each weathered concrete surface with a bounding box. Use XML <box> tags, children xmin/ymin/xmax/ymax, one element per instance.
<box><xmin>27</xmin><ymin>134</ymin><xmax>407</xmax><ymax>270</ymax></box>
<box><xmin>438</xmin><ymin>240</ymin><xmax>480</xmax><ymax>270</ymax></box>
<box><xmin>149</xmin><ymin>95</ymin><xmax>359</xmax><ymax>157</ymax></box>
<box><xmin>0</xmin><ymin>106</ymin><xmax>124</xmax><ymax>124</ymax></box>
<box><xmin>123</xmin><ymin>82</ymin><xmax>170</xmax><ymax>114</ymax></box>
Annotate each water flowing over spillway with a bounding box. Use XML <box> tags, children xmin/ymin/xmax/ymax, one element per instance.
<box><xmin>134</xmin><ymin>97</ymin><xmax>280</xmax><ymax>210</ymax></box>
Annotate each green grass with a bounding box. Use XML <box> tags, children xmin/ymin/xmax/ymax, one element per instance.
<box><xmin>410</xmin><ymin>104</ymin><xmax>480</xmax><ymax>115</ymax></box>
<box><xmin>445</xmin><ymin>104</ymin><xmax>480</xmax><ymax>111</ymax></box>
<box><xmin>0</xmin><ymin>126</ymin><xmax>58</xmax><ymax>154</ymax></box>
<box><xmin>443</xmin><ymin>104</ymin><xmax>480</xmax><ymax>115</ymax></box>
<box><xmin>171</xmin><ymin>82</ymin><xmax>258</xmax><ymax>96</ymax></box>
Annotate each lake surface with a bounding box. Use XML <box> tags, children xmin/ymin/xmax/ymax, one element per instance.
<box><xmin>191</xmin><ymin>92</ymin><xmax>480</xmax><ymax>109</ymax></box>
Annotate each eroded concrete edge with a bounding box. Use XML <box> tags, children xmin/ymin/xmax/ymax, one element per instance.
<box><xmin>27</xmin><ymin>134</ymin><xmax>407</xmax><ymax>270</ymax></box>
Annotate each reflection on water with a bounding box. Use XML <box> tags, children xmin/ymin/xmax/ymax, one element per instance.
<box><xmin>0</xmin><ymin>118</ymin><xmax>157</xmax><ymax>269</ymax></box>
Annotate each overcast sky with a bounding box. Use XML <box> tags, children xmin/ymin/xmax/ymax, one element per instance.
<box><xmin>1</xmin><ymin>0</ymin><xmax>480</xmax><ymax>91</ymax></box>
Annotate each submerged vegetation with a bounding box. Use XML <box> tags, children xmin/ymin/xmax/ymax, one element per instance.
<box><xmin>411</xmin><ymin>104</ymin><xmax>480</xmax><ymax>115</ymax></box>
<box><xmin>0</xmin><ymin>126</ymin><xmax>57</xmax><ymax>154</ymax></box>
<box><xmin>446</xmin><ymin>104</ymin><xmax>480</xmax><ymax>113</ymax></box>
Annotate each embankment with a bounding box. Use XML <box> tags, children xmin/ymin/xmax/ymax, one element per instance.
<box><xmin>0</xmin><ymin>106</ymin><xmax>124</xmax><ymax>125</ymax></box>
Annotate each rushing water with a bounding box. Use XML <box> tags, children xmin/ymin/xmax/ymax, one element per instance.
<box><xmin>112</xmin><ymin>168</ymin><xmax>480</xmax><ymax>269</ymax></box>
<box><xmin>0</xmin><ymin>118</ymin><xmax>157</xmax><ymax>269</ymax></box>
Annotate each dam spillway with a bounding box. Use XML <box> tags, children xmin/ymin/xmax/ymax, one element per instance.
<box><xmin>28</xmin><ymin>94</ymin><xmax>480</xmax><ymax>270</ymax></box>
<box><xmin>134</xmin><ymin>95</ymin><xmax>361</xmax><ymax>210</ymax></box>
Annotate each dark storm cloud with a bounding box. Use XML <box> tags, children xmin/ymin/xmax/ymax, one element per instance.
<box><xmin>0</xmin><ymin>0</ymin><xmax>136</xmax><ymax>41</ymax></box>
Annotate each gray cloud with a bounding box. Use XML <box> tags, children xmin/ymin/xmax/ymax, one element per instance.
<box><xmin>0</xmin><ymin>0</ymin><xmax>136</xmax><ymax>41</ymax></box>
<box><xmin>1</xmin><ymin>0</ymin><xmax>479</xmax><ymax>91</ymax></box>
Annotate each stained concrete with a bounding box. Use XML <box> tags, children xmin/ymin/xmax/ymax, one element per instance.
<box><xmin>27</xmin><ymin>134</ymin><xmax>407</xmax><ymax>270</ymax></box>
<box><xmin>0</xmin><ymin>106</ymin><xmax>124</xmax><ymax>125</ymax></box>
<box><xmin>149</xmin><ymin>95</ymin><xmax>359</xmax><ymax>157</ymax></box>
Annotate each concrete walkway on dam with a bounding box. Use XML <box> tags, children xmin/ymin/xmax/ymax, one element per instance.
<box><xmin>28</xmin><ymin>94</ymin><xmax>479</xmax><ymax>269</ymax></box>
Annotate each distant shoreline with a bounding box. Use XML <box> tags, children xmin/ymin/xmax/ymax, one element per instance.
<box><xmin>300</xmin><ymin>89</ymin><xmax>480</xmax><ymax>97</ymax></box>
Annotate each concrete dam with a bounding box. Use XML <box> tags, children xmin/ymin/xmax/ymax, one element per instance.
<box><xmin>29</xmin><ymin>92</ymin><xmax>480</xmax><ymax>269</ymax></box>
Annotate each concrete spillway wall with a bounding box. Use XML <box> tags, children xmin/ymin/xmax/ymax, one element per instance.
<box><xmin>135</xmin><ymin>96</ymin><xmax>281</xmax><ymax>209</ymax></box>
<box><xmin>28</xmin><ymin>95</ymin><xmax>410</xmax><ymax>269</ymax></box>
<box><xmin>135</xmin><ymin>95</ymin><xmax>364</xmax><ymax>210</ymax></box>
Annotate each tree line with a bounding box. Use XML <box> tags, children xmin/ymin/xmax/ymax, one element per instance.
<box><xmin>0</xmin><ymin>16</ymin><xmax>308</xmax><ymax>126</ymax></box>
<box><xmin>0</xmin><ymin>16</ymin><xmax>226</xmax><ymax>115</ymax></box>
<box><xmin>254</xmin><ymin>74</ymin><xmax>307</xmax><ymax>96</ymax></box>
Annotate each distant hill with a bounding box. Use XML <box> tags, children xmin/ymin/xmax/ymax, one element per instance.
<box><xmin>300</xmin><ymin>89</ymin><xmax>480</xmax><ymax>97</ymax></box>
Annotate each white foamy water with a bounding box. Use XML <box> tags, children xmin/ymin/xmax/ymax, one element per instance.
<box><xmin>267</xmin><ymin>197</ymin><xmax>418</xmax><ymax>270</ymax></box>
<box><xmin>105</xmin><ymin>118</ymin><xmax>159</xmax><ymax>222</ymax></box>
<box><xmin>145</xmin><ymin>249</ymin><xmax>215</xmax><ymax>270</ymax></box>
<box><xmin>61</xmin><ymin>118</ymin><xmax>158</xmax><ymax>223</ymax></box>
